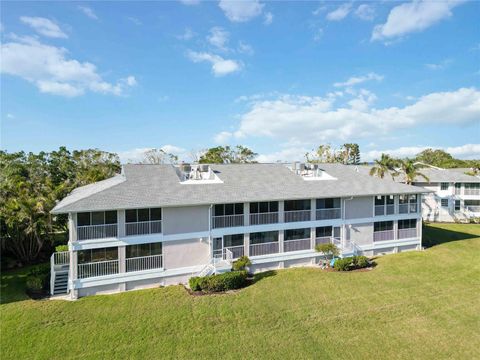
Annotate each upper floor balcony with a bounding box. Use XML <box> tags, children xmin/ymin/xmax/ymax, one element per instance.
<box><xmin>374</xmin><ymin>195</ymin><xmax>419</xmax><ymax>217</ymax></box>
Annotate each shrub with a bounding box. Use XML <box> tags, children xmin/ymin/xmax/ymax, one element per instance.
<box><xmin>26</xmin><ymin>276</ymin><xmax>44</xmax><ymax>292</ymax></box>
<box><xmin>190</xmin><ymin>271</ymin><xmax>248</xmax><ymax>293</ymax></box>
<box><xmin>232</xmin><ymin>256</ymin><xmax>251</xmax><ymax>271</ymax></box>
<box><xmin>28</xmin><ymin>264</ymin><xmax>50</xmax><ymax>277</ymax></box>
<box><xmin>333</xmin><ymin>257</ymin><xmax>353</xmax><ymax>271</ymax></box>
<box><xmin>353</xmin><ymin>255</ymin><xmax>369</xmax><ymax>269</ymax></box>
<box><xmin>315</xmin><ymin>243</ymin><xmax>339</xmax><ymax>258</ymax></box>
<box><xmin>55</xmin><ymin>244</ymin><xmax>68</xmax><ymax>252</ymax></box>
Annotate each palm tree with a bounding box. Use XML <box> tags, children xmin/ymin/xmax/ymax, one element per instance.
<box><xmin>369</xmin><ymin>153</ymin><xmax>398</xmax><ymax>179</ymax></box>
<box><xmin>398</xmin><ymin>159</ymin><xmax>430</xmax><ymax>185</ymax></box>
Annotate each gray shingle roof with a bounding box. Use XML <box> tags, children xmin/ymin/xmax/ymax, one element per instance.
<box><xmin>51</xmin><ymin>163</ymin><xmax>431</xmax><ymax>214</ymax></box>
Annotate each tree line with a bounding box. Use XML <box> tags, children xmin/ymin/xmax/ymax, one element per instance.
<box><xmin>1</xmin><ymin>144</ymin><xmax>478</xmax><ymax>266</ymax></box>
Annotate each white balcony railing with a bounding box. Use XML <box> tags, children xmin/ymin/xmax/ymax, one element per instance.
<box><xmin>373</xmin><ymin>230</ymin><xmax>395</xmax><ymax>242</ymax></box>
<box><xmin>466</xmin><ymin>206</ymin><xmax>480</xmax><ymax>213</ymax></box>
<box><xmin>316</xmin><ymin>208</ymin><xmax>341</xmax><ymax>220</ymax></box>
<box><xmin>464</xmin><ymin>189</ymin><xmax>480</xmax><ymax>195</ymax></box>
<box><xmin>315</xmin><ymin>236</ymin><xmax>332</xmax><ymax>246</ymax></box>
<box><xmin>77</xmin><ymin>224</ymin><xmax>118</xmax><ymax>241</ymax></box>
<box><xmin>249</xmin><ymin>212</ymin><xmax>279</xmax><ymax>225</ymax></box>
<box><xmin>214</xmin><ymin>245</ymin><xmax>245</xmax><ymax>260</ymax></box>
<box><xmin>284</xmin><ymin>210</ymin><xmax>311</xmax><ymax>223</ymax></box>
<box><xmin>249</xmin><ymin>241</ymin><xmax>279</xmax><ymax>257</ymax></box>
<box><xmin>212</xmin><ymin>214</ymin><xmax>244</xmax><ymax>229</ymax></box>
<box><xmin>126</xmin><ymin>254</ymin><xmax>163</xmax><ymax>272</ymax></box>
<box><xmin>78</xmin><ymin>259</ymin><xmax>119</xmax><ymax>279</ymax></box>
<box><xmin>374</xmin><ymin>205</ymin><xmax>385</xmax><ymax>216</ymax></box>
<box><xmin>398</xmin><ymin>228</ymin><xmax>417</xmax><ymax>239</ymax></box>
<box><xmin>53</xmin><ymin>251</ymin><xmax>70</xmax><ymax>265</ymax></box>
<box><xmin>125</xmin><ymin>220</ymin><xmax>162</xmax><ymax>236</ymax></box>
<box><xmin>284</xmin><ymin>238</ymin><xmax>311</xmax><ymax>252</ymax></box>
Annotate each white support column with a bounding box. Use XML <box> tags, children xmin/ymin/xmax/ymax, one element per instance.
<box><xmin>310</xmin><ymin>199</ymin><xmax>316</xmax><ymax>222</ymax></box>
<box><xmin>118</xmin><ymin>245</ymin><xmax>126</xmax><ymax>292</ymax></box>
<box><xmin>279</xmin><ymin>201</ymin><xmax>285</xmax><ymax>223</ymax></box>
<box><xmin>70</xmin><ymin>250</ymin><xmax>78</xmax><ymax>299</ymax></box>
<box><xmin>118</xmin><ymin>210</ymin><xmax>125</xmax><ymax>238</ymax></box>
<box><xmin>279</xmin><ymin>230</ymin><xmax>285</xmax><ymax>253</ymax></box>
<box><xmin>310</xmin><ymin>227</ymin><xmax>316</xmax><ymax>250</ymax></box>
<box><xmin>244</xmin><ymin>233</ymin><xmax>250</xmax><ymax>257</ymax></box>
<box><xmin>244</xmin><ymin>202</ymin><xmax>250</xmax><ymax>227</ymax></box>
<box><xmin>393</xmin><ymin>220</ymin><xmax>398</xmax><ymax>241</ymax></box>
<box><xmin>69</xmin><ymin>212</ymin><xmax>77</xmax><ymax>243</ymax></box>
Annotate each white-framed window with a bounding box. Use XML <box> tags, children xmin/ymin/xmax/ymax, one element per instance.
<box><xmin>454</xmin><ymin>200</ymin><xmax>461</xmax><ymax>211</ymax></box>
<box><xmin>440</xmin><ymin>183</ymin><xmax>449</xmax><ymax>191</ymax></box>
<box><xmin>441</xmin><ymin>199</ymin><xmax>449</xmax><ymax>207</ymax></box>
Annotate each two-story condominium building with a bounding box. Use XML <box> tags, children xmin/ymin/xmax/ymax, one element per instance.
<box><xmin>410</xmin><ymin>166</ymin><xmax>480</xmax><ymax>222</ymax></box>
<box><xmin>50</xmin><ymin>163</ymin><xmax>429</xmax><ymax>299</ymax></box>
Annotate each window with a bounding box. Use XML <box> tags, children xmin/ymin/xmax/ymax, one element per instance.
<box><xmin>454</xmin><ymin>200</ymin><xmax>461</xmax><ymax>211</ymax></box>
<box><xmin>214</xmin><ymin>203</ymin><xmax>244</xmax><ymax>216</ymax></box>
<box><xmin>284</xmin><ymin>199</ymin><xmax>311</xmax><ymax>211</ymax></box>
<box><xmin>125</xmin><ymin>208</ymin><xmax>162</xmax><ymax>223</ymax></box>
<box><xmin>440</xmin><ymin>183</ymin><xmax>449</xmax><ymax>191</ymax></box>
<box><xmin>250</xmin><ymin>231</ymin><xmax>279</xmax><ymax>244</ymax></box>
<box><xmin>77</xmin><ymin>211</ymin><xmax>118</xmax><ymax>226</ymax></box>
<box><xmin>374</xmin><ymin>221</ymin><xmax>393</xmax><ymax>232</ymax></box>
<box><xmin>316</xmin><ymin>198</ymin><xmax>340</xmax><ymax>209</ymax></box>
<box><xmin>398</xmin><ymin>219</ymin><xmax>416</xmax><ymax>229</ymax></box>
<box><xmin>399</xmin><ymin>195</ymin><xmax>408</xmax><ymax>205</ymax></box>
<box><xmin>250</xmin><ymin>201</ymin><xmax>278</xmax><ymax>214</ymax></box>
<box><xmin>126</xmin><ymin>242</ymin><xmax>162</xmax><ymax>258</ymax></box>
<box><xmin>223</xmin><ymin>234</ymin><xmax>244</xmax><ymax>247</ymax></box>
<box><xmin>375</xmin><ymin>196</ymin><xmax>385</xmax><ymax>206</ymax></box>
<box><xmin>285</xmin><ymin>228</ymin><xmax>310</xmax><ymax>241</ymax></box>
<box><xmin>441</xmin><ymin>199</ymin><xmax>449</xmax><ymax>207</ymax></box>
<box><xmin>454</xmin><ymin>183</ymin><xmax>462</xmax><ymax>195</ymax></box>
<box><xmin>78</xmin><ymin>247</ymin><xmax>118</xmax><ymax>264</ymax></box>
<box><xmin>316</xmin><ymin>226</ymin><xmax>332</xmax><ymax>238</ymax></box>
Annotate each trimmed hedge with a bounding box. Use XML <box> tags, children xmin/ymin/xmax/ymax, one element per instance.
<box><xmin>26</xmin><ymin>264</ymin><xmax>50</xmax><ymax>292</ymax></box>
<box><xmin>55</xmin><ymin>244</ymin><xmax>68</xmax><ymax>252</ymax></box>
<box><xmin>232</xmin><ymin>256</ymin><xmax>251</xmax><ymax>271</ymax></box>
<box><xmin>189</xmin><ymin>271</ymin><xmax>248</xmax><ymax>293</ymax></box>
<box><xmin>333</xmin><ymin>256</ymin><xmax>370</xmax><ymax>271</ymax></box>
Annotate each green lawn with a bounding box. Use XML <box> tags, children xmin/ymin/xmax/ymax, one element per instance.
<box><xmin>1</xmin><ymin>223</ymin><xmax>479</xmax><ymax>359</ymax></box>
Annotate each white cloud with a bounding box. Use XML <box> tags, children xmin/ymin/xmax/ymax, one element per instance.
<box><xmin>6</xmin><ymin>113</ymin><xmax>15</xmax><ymax>119</ymax></box>
<box><xmin>207</xmin><ymin>27</ymin><xmax>230</xmax><ymax>50</ymax></box>
<box><xmin>326</xmin><ymin>3</ymin><xmax>352</xmax><ymax>21</ymax></box>
<box><xmin>20</xmin><ymin>16</ymin><xmax>67</xmax><ymax>38</ymax></box>
<box><xmin>312</xmin><ymin>6</ymin><xmax>327</xmax><ymax>16</ymax></box>
<box><xmin>177</xmin><ymin>27</ymin><xmax>195</xmax><ymax>41</ymax></box>
<box><xmin>238</xmin><ymin>41</ymin><xmax>254</xmax><ymax>55</ymax></box>
<box><xmin>372</xmin><ymin>0</ymin><xmax>464</xmax><ymax>42</ymax></box>
<box><xmin>334</xmin><ymin>72</ymin><xmax>383</xmax><ymax>87</ymax></box>
<box><xmin>127</xmin><ymin>17</ymin><xmax>142</xmax><ymax>25</ymax></box>
<box><xmin>0</xmin><ymin>35</ymin><xmax>136</xmax><ymax>97</ymax></box>
<box><xmin>77</xmin><ymin>6</ymin><xmax>98</xmax><ymax>20</ymax></box>
<box><xmin>364</xmin><ymin>144</ymin><xmax>480</xmax><ymax>161</ymax></box>
<box><xmin>264</xmin><ymin>12</ymin><xmax>273</xmax><ymax>25</ymax></box>
<box><xmin>219</xmin><ymin>0</ymin><xmax>264</xmax><ymax>22</ymax></box>
<box><xmin>187</xmin><ymin>50</ymin><xmax>242</xmax><ymax>76</ymax></box>
<box><xmin>355</xmin><ymin>4</ymin><xmax>375</xmax><ymax>21</ymax></box>
<box><xmin>425</xmin><ymin>58</ymin><xmax>453</xmax><ymax>70</ymax></box>
<box><xmin>256</xmin><ymin>146</ymin><xmax>310</xmax><ymax>163</ymax></box>
<box><xmin>214</xmin><ymin>131</ymin><xmax>233</xmax><ymax>144</ymax></box>
<box><xmin>179</xmin><ymin>0</ymin><xmax>200</xmax><ymax>5</ymax></box>
<box><xmin>312</xmin><ymin>27</ymin><xmax>324</xmax><ymax>42</ymax></box>
<box><xmin>220</xmin><ymin>87</ymin><xmax>480</xmax><ymax>146</ymax></box>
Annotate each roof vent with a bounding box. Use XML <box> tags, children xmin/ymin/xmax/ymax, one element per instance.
<box><xmin>287</xmin><ymin>163</ymin><xmax>337</xmax><ymax>181</ymax></box>
<box><xmin>176</xmin><ymin>164</ymin><xmax>223</xmax><ymax>184</ymax></box>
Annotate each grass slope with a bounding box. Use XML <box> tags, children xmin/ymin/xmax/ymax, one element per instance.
<box><xmin>1</xmin><ymin>224</ymin><xmax>479</xmax><ymax>359</ymax></box>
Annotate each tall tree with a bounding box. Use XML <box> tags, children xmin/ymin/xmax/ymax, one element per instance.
<box><xmin>369</xmin><ymin>153</ymin><xmax>399</xmax><ymax>179</ymax></box>
<box><xmin>305</xmin><ymin>145</ymin><xmax>337</xmax><ymax>163</ymax></box>
<box><xmin>338</xmin><ymin>143</ymin><xmax>361</xmax><ymax>165</ymax></box>
<box><xmin>199</xmin><ymin>146</ymin><xmax>257</xmax><ymax>164</ymax></box>
<box><xmin>397</xmin><ymin>159</ymin><xmax>430</xmax><ymax>185</ymax></box>
<box><xmin>415</xmin><ymin>149</ymin><xmax>455</xmax><ymax>168</ymax></box>
<box><xmin>141</xmin><ymin>148</ymin><xmax>178</xmax><ymax>165</ymax></box>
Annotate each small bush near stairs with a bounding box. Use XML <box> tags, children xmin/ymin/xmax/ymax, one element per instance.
<box><xmin>189</xmin><ymin>271</ymin><xmax>248</xmax><ymax>292</ymax></box>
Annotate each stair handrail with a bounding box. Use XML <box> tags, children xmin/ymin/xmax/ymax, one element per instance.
<box><xmin>225</xmin><ymin>248</ymin><xmax>233</xmax><ymax>263</ymax></box>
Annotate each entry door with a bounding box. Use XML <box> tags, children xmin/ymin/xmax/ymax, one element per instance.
<box><xmin>213</xmin><ymin>237</ymin><xmax>223</xmax><ymax>259</ymax></box>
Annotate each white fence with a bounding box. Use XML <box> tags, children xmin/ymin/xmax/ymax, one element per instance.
<box><xmin>284</xmin><ymin>210</ymin><xmax>311</xmax><ymax>223</ymax></box>
<box><xmin>373</xmin><ymin>230</ymin><xmax>395</xmax><ymax>242</ymax></box>
<box><xmin>315</xmin><ymin>236</ymin><xmax>332</xmax><ymax>246</ymax></box>
<box><xmin>77</xmin><ymin>224</ymin><xmax>117</xmax><ymax>241</ymax></box>
<box><xmin>316</xmin><ymin>208</ymin><xmax>341</xmax><ymax>220</ymax></box>
<box><xmin>78</xmin><ymin>260</ymin><xmax>119</xmax><ymax>279</ymax></box>
<box><xmin>214</xmin><ymin>245</ymin><xmax>245</xmax><ymax>260</ymax></box>
<box><xmin>398</xmin><ymin>228</ymin><xmax>417</xmax><ymax>239</ymax></box>
<box><xmin>284</xmin><ymin>238</ymin><xmax>311</xmax><ymax>252</ymax></box>
<box><xmin>125</xmin><ymin>220</ymin><xmax>162</xmax><ymax>236</ymax></box>
<box><xmin>53</xmin><ymin>251</ymin><xmax>70</xmax><ymax>265</ymax></box>
<box><xmin>212</xmin><ymin>214</ymin><xmax>244</xmax><ymax>229</ymax></box>
<box><xmin>249</xmin><ymin>241</ymin><xmax>279</xmax><ymax>256</ymax></box>
<box><xmin>250</xmin><ymin>212</ymin><xmax>279</xmax><ymax>225</ymax></box>
<box><xmin>126</xmin><ymin>254</ymin><xmax>163</xmax><ymax>272</ymax></box>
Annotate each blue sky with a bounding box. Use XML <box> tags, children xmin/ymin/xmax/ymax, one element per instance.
<box><xmin>1</xmin><ymin>0</ymin><xmax>479</xmax><ymax>163</ymax></box>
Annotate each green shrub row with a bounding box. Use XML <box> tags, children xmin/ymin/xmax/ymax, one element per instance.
<box><xmin>333</xmin><ymin>255</ymin><xmax>370</xmax><ymax>271</ymax></box>
<box><xmin>189</xmin><ymin>270</ymin><xmax>248</xmax><ymax>292</ymax></box>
